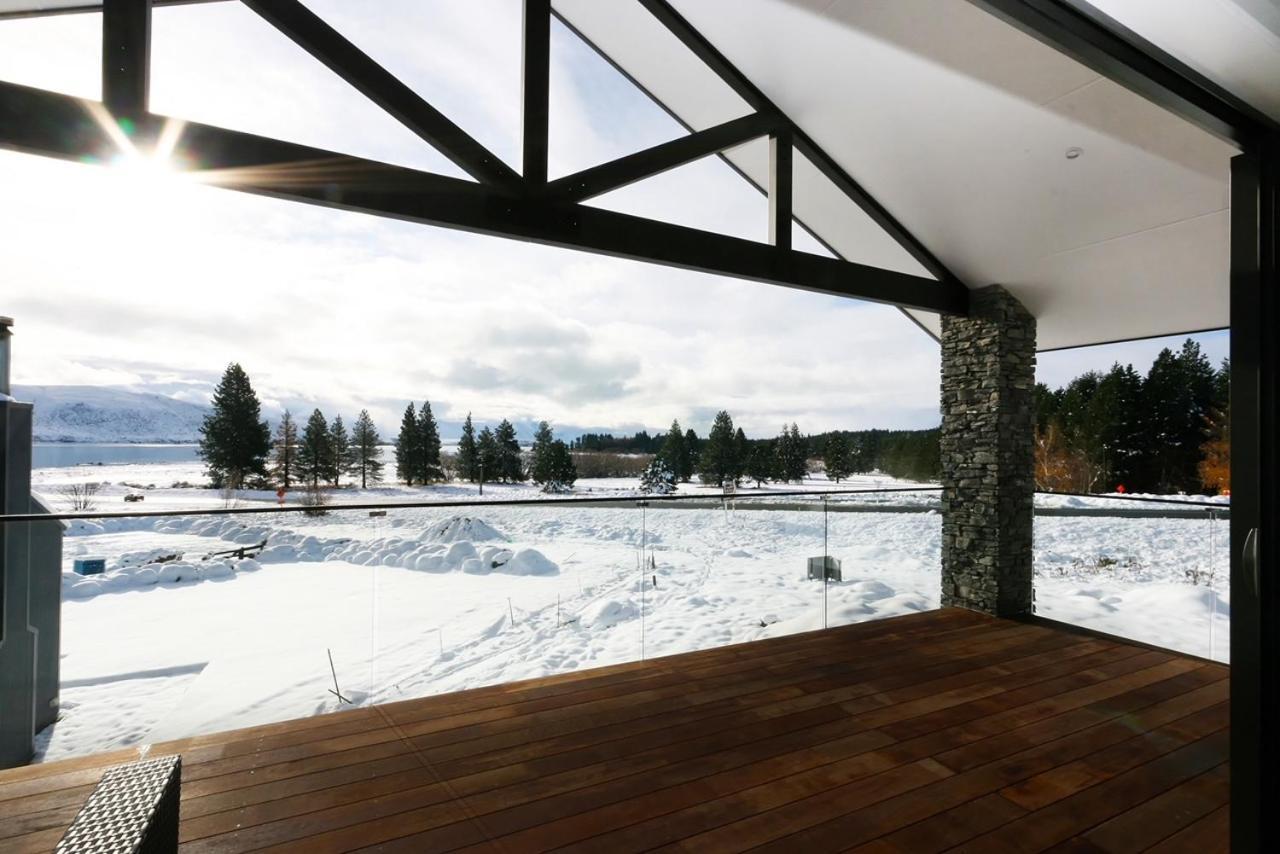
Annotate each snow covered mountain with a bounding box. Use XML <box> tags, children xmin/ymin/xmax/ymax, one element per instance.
<box><xmin>13</xmin><ymin>385</ymin><xmax>209</xmax><ymax>444</ymax></box>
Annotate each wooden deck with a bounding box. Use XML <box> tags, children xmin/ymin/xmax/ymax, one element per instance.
<box><xmin>0</xmin><ymin>608</ymin><xmax>1229</xmax><ymax>853</ymax></box>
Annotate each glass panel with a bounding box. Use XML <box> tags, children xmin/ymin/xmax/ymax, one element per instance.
<box><xmin>585</xmin><ymin>138</ymin><xmax>769</xmax><ymax>242</ymax></box>
<box><xmin>1032</xmin><ymin>494</ymin><xmax>1230</xmax><ymax>663</ymax></box>
<box><xmin>548</xmin><ymin>14</ymin><xmax>684</xmax><ymax>179</ymax></box>
<box><xmin>302</xmin><ymin>0</ymin><xmax>522</xmax><ymax>173</ymax></box>
<box><xmin>47</xmin><ymin>506</ymin><xmax>375</xmax><ymax>763</ymax></box>
<box><xmin>817</xmin><ymin>492</ymin><xmax>943</xmax><ymax>629</ymax></box>
<box><xmin>0</xmin><ymin>12</ymin><xmax>101</xmax><ymax>100</ymax></box>
<box><xmin>151</xmin><ymin>2</ymin><xmax>464</xmax><ymax>176</ymax></box>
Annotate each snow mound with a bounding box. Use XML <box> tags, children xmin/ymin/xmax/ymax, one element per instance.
<box><xmin>581</xmin><ymin>599</ymin><xmax>637</xmax><ymax>628</ymax></box>
<box><xmin>158</xmin><ymin>563</ymin><xmax>200</xmax><ymax>584</ymax></box>
<box><xmin>201</xmin><ymin>561</ymin><xmax>235</xmax><ymax>580</ymax></box>
<box><xmin>723</xmin><ymin>548</ymin><xmax>754</xmax><ymax>558</ymax></box>
<box><xmin>423</xmin><ymin>516</ymin><xmax>506</xmax><ymax>543</ymax></box>
<box><xmin>504</xmin><ymin>548</ymin><xmax>559</xmax><ymax>576</ymax></box>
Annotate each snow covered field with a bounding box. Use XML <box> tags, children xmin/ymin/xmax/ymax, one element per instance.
<box><xmin>33</xmin><ymin>464</ymin><xmax>1230</xmax><ymax>764</ymax></box>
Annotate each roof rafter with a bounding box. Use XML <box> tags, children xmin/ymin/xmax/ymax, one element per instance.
<box><xmin>636</xmin><ymin>0</ymin><xmax>965</xmax><ymax>288</ymax></box>
<box><xmin>545</xmin><ymin>111</ymin><xmax>782</xmax><ymax>202</ymax></box>
<box><xmin>239</xmin><ymin>0</ymin><xmax>522</xmax><ymax>192</ymax></box>
<box><xmin>0</xmin><ymin>79</ymin><xmax>966</xmax><ymax>315</ymax></box>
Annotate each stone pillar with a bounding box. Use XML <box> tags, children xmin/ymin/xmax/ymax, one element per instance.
<box><xmin>940</xmin><ymin>285</ymin><xmax>1036</xmax><ymax>617</ymax></box>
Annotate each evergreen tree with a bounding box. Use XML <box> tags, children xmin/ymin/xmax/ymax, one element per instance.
<box><xmin>697</xmin><ymin>411</ymin><xmax>738</xmax><ymax>486</ymax></box>
<box><xmin>733</xmin><ymin>427</ymin><xmax>750</xmax><ymax>484</ymax></box>
<box><xmin>416</xmin><ymin>400</ymin><xmax>443</xmax><ymax>484</ymax></box>
<box><xmin>530</xmin><ymin>421</ymin><xmax>557</xmax><ymax>486</ymax></box>
<box><xmin>776</xmin><ymin>423</ymin><xmax>808</xmax><ymax>482</ymax></box>
<box><xmin>351</xmin><ymin>409</ymin><xmax>383</xmax><ymax>489</ymax></box>
<box><xmin>297</xmin><ymin>408</ymin><xmax>332</xmax><ymax>487</ymax></box>
<box><xmin>457</xmin><ymin>413</ymin><xmax>478</xmax><ymax>482</ymax></box>
<box><xmin>326</xmin><ymin>415</ymin><xmax>351</xmax><ymax>487</ymax></box>
<box><xmin>824</xmin><ymin>431</ymin><xmax>853</xmax><ymax>482</ymax></box>
<box><xmin>1141</xmin><ymin>341</ymin><xmax>1216</xmax><ymax>492</ymax></box>
<box><xmin>394</xmin><ymin>403</ymin><xmax>419</xmax><ymax>485</ymax></box>
<box><xmin>1091</xmin><ymin>363</ymin><xmax>1145</xmax><ymax>490</ymax></box>
<box><xmin>269</xmin><ymin>409</ymin><xmax>298</xmax><ymax>490</ymax></box>
<box><xmin>198</xmin><ymin>363</ymin><xmax>271</xmax><ymax>489</ymax></box>
<box><xmin>684</xmin><ymin>428</ymin><xmax>700</xmax><ymax>474</ymax></box>
<box><xmin>493</xmin><ymin>419</ymin><xmax>525</xmax><ymax>482</ymax></box>
<box><xmin>538</xmin><ymin>439</ymin><xmax>577</xmax><ymax>492</ymax></box>
<box><xmin>639</xmin><ymin>457</ymin><xmax>677</xmax><ymax>494</ymax></box>
<box><xmin>746</xmin><ymin>440</ymin><xmax>778</xmax><ymax>487</ymax></box>
<box><xmin>658</xmin><ymin>420</ymin><xmax>692</xmax><ymax>482</ymax></box>
<box><xmin>476</xmin><ymin>426</ymin><xmax>499</xmax><ymax>483</ymax></box>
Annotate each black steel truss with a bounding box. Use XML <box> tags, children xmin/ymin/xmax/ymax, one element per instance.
<box><xmin>0</xmin><ymin>0</ymin><xmax>969</xmax><ymax>315</ymax></box>
<box><xmin>0</xmin><ymin>77</ymin><xmax>961</xmax><ymax>312</ymax></box>
<box><xmin>240</xmin><ymin>0</ymin><xmax>521</xmax><ymax>192</ymax></box>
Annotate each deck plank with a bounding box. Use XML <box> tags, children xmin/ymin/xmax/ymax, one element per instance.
<box><xmin>0</xmin><ymin>608</ymin><xmax>1229</xmax><ymax>853</ymax></box>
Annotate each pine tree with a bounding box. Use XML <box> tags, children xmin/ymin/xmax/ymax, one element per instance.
<box><xmin>1091</xmin><ymin>363</ymin><xmax>1144</xmax><ymax>490</ymax></box>
<box><xmin>297</xmin><ymin>409</ymin><xmax>332</xmax><ymax>488</ymax></box>
<box><xmin>824</xmin><ymin>432</ymin><xmax>853</xmax><ymax>482</ymax></box>
<box><xmin>639</xmin><ymin>457</ymin><xmax>677</xmax><ymax>494</ymax></box>
<box><xmin>327</xmin><ymin>415</ymin><xmax>351</xmax><ymax>487</ymax></box>
<box><xmin>746</xmin><ymin>441</ymin><xmax>777</xmax><ymax>487</ymax></box>
<box><xmin>530</xmin><ymin>421</ymin><xmax>557</xmax><ymax>486</ymax></box>
<box><xmin>733</xmin><ymin>427</ymin><xmax>750</xmax><ymax>484</ymax></box>
<box><xmin>351</xmin><ymin>409</ymin><xmax>383</xmax><ymax>489</ymax></box>
<box><xmin>684</xmin><ymin>428</ymin><xmax>700</xmax><ymax>475</ymax></box>
<box><xmin>457</xmin><ymin>413</ymin><xmax>478</xmax><ymax>482</ymax></box>
<box><xmin>394</xmin><ymin>403</ymin><xmax>419</xmax><ymax>485</ymax></box>
<box><xmin>537</xmin><ymin>436</ymin><xmax>577</xmax><ymax>493</ymax></box>
<box><xmin>270</xmin><ymin>409</ymin><xmax>298</xmax><ymax>490</ymax></box>
<box><xmin>494</xmin><ymin>419</ymin><xmax>524</xmax><ymax>482</ymax></box>
<box><xmin>659</xmin><ymin>420</ymin><xmax>691</xmax><ymax>482</ymax></box>
<box><xmin>1140</xmin><ymin>341</ymin><xmax>1216</xmax><ymax>492</ymax></box>
<box><xmin>198</xmin><ymin>363</ymin><xmax>271</xmax><ymax>489</ymax></box>
<box><xmin>697</xmin><ymin>411</ymin><xmax>738</xmax><ymax>486</ymax></box>
<box><xmin>476</xmin><ymin>426</ymin><xmax>499</xmax><ymax>483</ymax></box>
<box><xmin>774</xmin><ymin>423</ymin><xmax>808</xmax><ymax>483</ymax></box>
<box><xmin>416</xmin><ymin>400</ymin><xmax>443</xmax><ymax>484</ymax></box>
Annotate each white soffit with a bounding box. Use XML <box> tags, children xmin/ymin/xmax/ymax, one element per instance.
<box><xmin>555</xmin><ymin>0</ymin><xmax>1239</xmax><ymax>351</ymax></box>
<box><xmin>1087</xmin><ymin>0</ymin><xmax>1280</xmax><ymax>124</ymax></box>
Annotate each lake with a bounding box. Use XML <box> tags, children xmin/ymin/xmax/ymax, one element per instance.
<box><xmin>33</xmin><ymin>444</ymin><xmax>202</xmax><ymax>469</ymax></box>
<box><xmin>31</xmin><ymin>443</ymin><xmax>444</xmax><ymax>469</ymax></box>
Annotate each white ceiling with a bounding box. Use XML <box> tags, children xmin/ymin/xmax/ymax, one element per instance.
<box><xmin>555</xmin><ymin>0</ymin><xmax>1254</xmax><ymax>350</ymax></box>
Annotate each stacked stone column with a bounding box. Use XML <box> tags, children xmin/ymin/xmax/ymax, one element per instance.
<box><xmin>940</xmin><ymin>285</ymin><xmax>1036</xmax><ymax>617</ymax></box>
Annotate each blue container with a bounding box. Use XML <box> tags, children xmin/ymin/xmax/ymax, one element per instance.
<box><xmin>73</xmin><ymin>557</ymin><xmax>106</xmax><ymax>576</ymax></box>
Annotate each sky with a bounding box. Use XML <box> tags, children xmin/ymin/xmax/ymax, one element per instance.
<box><xmin>0</xmin><ymin>1</ymin><xmax>1228</xmax><ymax>440</ymax></box>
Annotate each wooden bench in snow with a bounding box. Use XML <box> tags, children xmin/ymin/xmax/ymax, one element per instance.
<box><xmin>205</xmin><ymin>539</ymin><xmax>267</xmax><ymax>561</ymax></box>
<box><xmin>55</xmin><ymin>755</ymin><xmax>181</xmax><ymax>854</ymax></box>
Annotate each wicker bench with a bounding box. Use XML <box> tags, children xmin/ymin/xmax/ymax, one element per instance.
<box><xmin>55</xmin><ymin>755</ymin><xmax>181</xmax><ymax>854</ymax></box>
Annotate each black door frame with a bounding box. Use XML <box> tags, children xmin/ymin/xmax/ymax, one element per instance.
<box><xmin>1230</xmin><ymin>147</ymin><xmax>1278</xmax><ymax>854</ymax></box>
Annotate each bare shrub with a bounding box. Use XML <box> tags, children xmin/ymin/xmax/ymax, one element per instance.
<box><xmin>302</xmin><ymin>483</ymin><xmax>330</xmax><ymax>517</ymax></box>
<box><xmin>571</xmin><ymin>452</ymin><xmax>652</xmax><ymax>479</ymax></box>
<box><xmin>58</xmin><ymin>482</ymin><xmax>102</xmax><ymax>511</ymax></box>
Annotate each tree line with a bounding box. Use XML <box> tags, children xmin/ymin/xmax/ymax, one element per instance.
<box><xmin>197</xmin><ymin>364</ymin><xmax>578</xmax><ymax>493</ymax></box>
<box><xmin>1034</xmin><ymin>339</ymin><xmax>1229</xmax><ymax>494</ymax></box>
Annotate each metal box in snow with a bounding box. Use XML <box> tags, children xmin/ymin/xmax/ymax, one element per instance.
<box><xmin>73</xmin><ymin>557</ymin><xmax>106</xmax><ymax>576</ymax></box>
<box><xmin>807</xmin><ymin>555</ymin><xmax>842</xmax><ymax>582</ymax></box>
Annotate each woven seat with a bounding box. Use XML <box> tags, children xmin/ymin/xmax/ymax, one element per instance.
<box><xmin>55</xmin><ymin>755</ymin><xmax>181</xmax><ymax>854</ymax></box>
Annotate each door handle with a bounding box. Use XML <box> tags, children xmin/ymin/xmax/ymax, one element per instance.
<box><xmin>1243</xmin><ymin>527</ymin><xmax>1259</xmax><ymax>595</ymax></box>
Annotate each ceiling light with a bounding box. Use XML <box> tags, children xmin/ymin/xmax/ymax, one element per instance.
<box><xmin>1065</xmin><ymin>147</ymin><xmax>1083</xmax><ymax>160</ymax></box>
